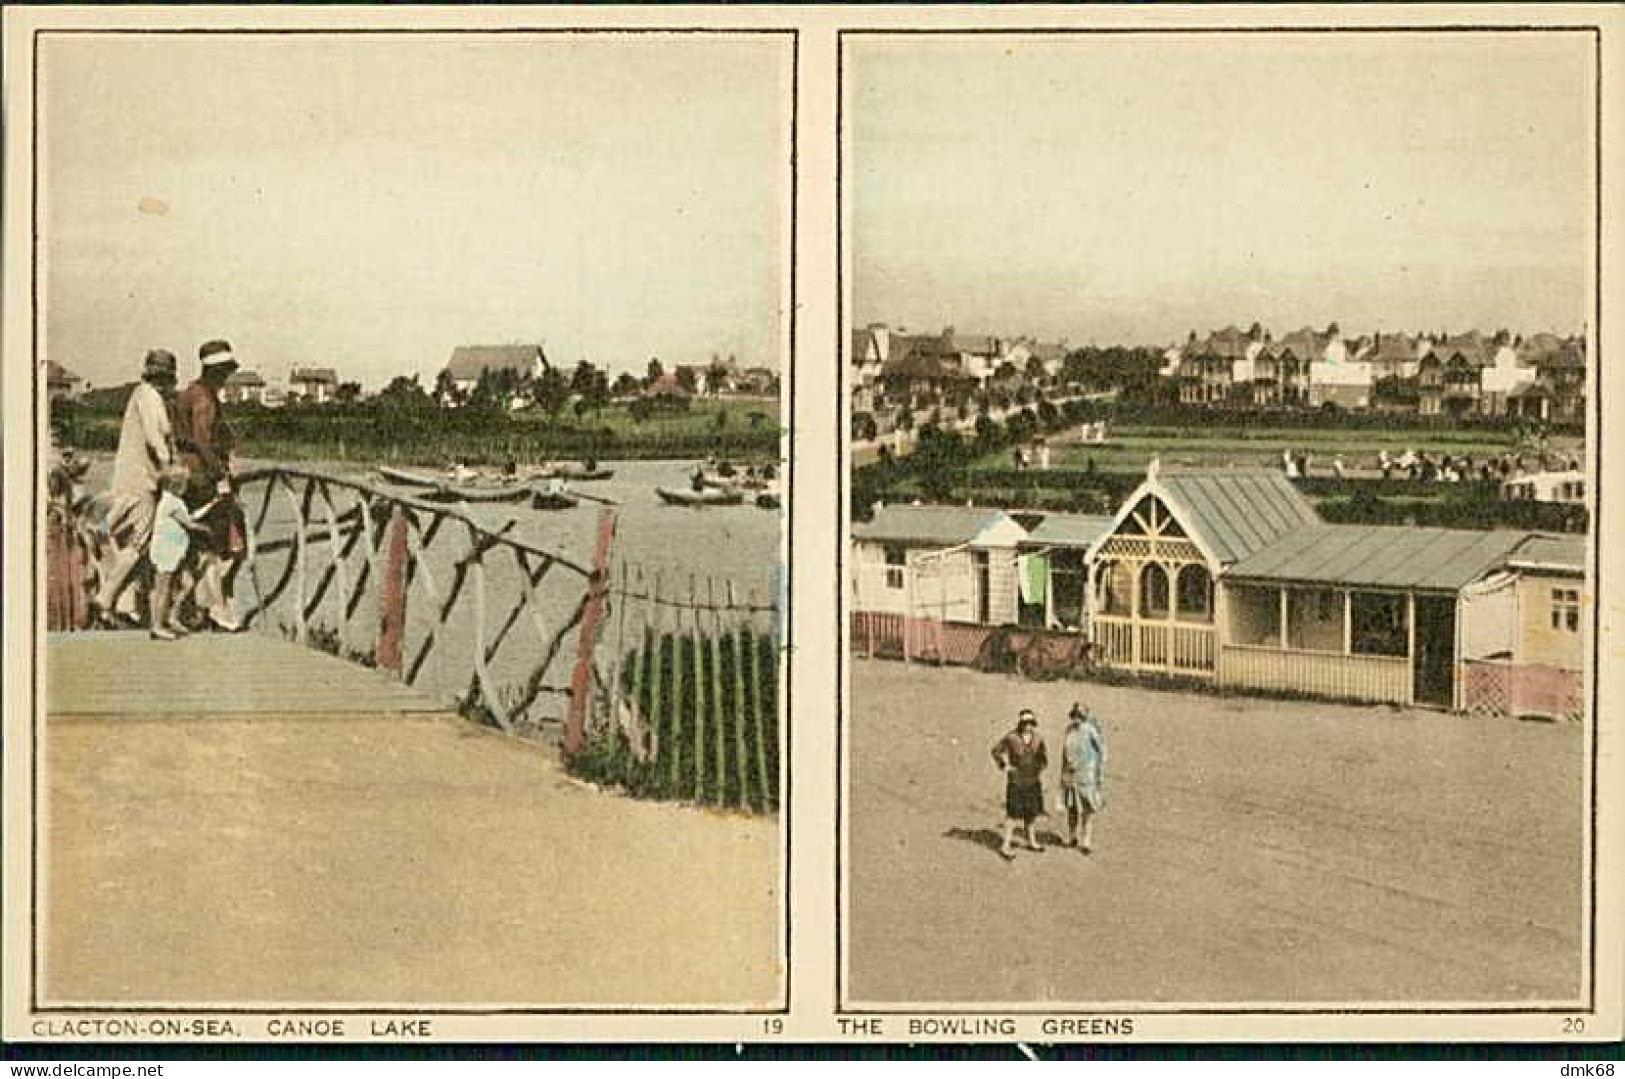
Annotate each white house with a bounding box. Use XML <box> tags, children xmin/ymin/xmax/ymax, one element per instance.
<box><xmin>442</xmin><ymin>345</ymin><xmax>549</xmax><ymax>399</ymax></box>
<box><xmin>1307</xmin><ymin>326</ymin><xmax>1377</xmax><ymax>409</ymax></box>
<box><xmin>289</xmin><ymin>367</ymin><xmax>339</xmax><ymax>403</ymax></box>
<box><xmin>221</xmin><ymin>369</ymin><xmax>268</xmax><ymax>405</ymax></box>
<box><xmin>851</xmin><ymin>324</ymin><xmax>891</xmax><ymax>387</ymax></box>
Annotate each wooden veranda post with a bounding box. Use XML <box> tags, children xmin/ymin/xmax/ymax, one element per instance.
<box><xmin>564</xmin><ymin>506</ymin><xmax>618</xmax><ymax>758</ymax></box>
<box><xmin>376</xmin><ymin>505</ymin><xmax>410</xmax><ymax>675</ymax></box>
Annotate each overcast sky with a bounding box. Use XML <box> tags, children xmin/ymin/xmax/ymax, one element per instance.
<box><xmin>43</xmin><ymin>34</ymin><xmax>789</xmax><ymax>389</ymax></box>
<box><xmin>850</xmin><ymin>33</ymin><xmax>1593</xmax><ymax>347</ymax></box>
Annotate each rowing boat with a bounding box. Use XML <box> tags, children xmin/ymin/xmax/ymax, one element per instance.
<box><xmin>531</xmin><ymin>490</ymin><xmax>580</xmax><ymax>511</ymax></box>
<box><xmin>537</xmin><ymin>462</ymin><xmax>615</xmax><ymax>481</ymax></box>
<box><xmin>655</xmin><ymin>486</ymin><xmax>745</xmax><ymax>507</ymax></box>
<box><xmin>377</xmin><ymin>465</ymin><xmax>442</xmax><ymax>488</ymax></box>
<box><xmin>416</xmin><ymin>483</ymin><xmax>533</xmax><ymax>505</ymax></box>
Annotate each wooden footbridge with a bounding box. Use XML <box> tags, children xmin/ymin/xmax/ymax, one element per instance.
<box><xmin>47</xmin><ymin>465</ymin><xmax>613</xmax><ymax>749</ymax></box>
<box><xmin>44</xmin><ymin>463</ymin><xmax>781</xmax><ymax>806</ymax></box>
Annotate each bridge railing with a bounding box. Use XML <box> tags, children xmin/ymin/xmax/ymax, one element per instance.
<box><xmin>47</xmin><ymin>462</ymin><xmax>780</xmax><ymax>777</ymax></box>
<box><xmin>232</xmin><ymin>466</ymin><xmax>608</xmax><ymax>751</ymax></box>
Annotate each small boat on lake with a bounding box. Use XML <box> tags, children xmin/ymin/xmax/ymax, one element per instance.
<box><xmin>530</xmin><ymin>489</ymin><xmax>580</xmax><ymax>511</ymax></box>
<box><xmin>656</xmin><ymin>485</ymin><xmax>745</xmax><ymax>508</ymax></box>
<box><xmin>537</xmin><ymin>461</ymin><xmax>615</xmax><ymax>482</ymax></box>
<box><xmin>377</xmin><ymin>465</ymin><xmax>442</xmax><ymax>488</ymax></box>
<box><xmin>697</xmin><ymin>470</ymin><xmax>771</xmax><ymax>492</ymax></box>
<box><xmin>692</xmin><ymin>460</ymin><xmax>779</xmax><ymax>492</ymax></box>
<box><xmin>418</xmin><ymin>483</ymin><xmax>533</xmax><ymax>505</ymax></box>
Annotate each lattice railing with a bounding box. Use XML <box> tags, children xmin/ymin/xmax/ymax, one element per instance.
<box><xmin>233</xmin><ymin>467</ymin><xmax>605</xmax><ymax>749</ymax></box>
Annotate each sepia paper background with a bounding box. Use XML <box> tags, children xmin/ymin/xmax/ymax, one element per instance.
<box><xmin>4</xmin><ymin>2</ymin><xmax>1622</xmax><ymax>1045</ymax></box>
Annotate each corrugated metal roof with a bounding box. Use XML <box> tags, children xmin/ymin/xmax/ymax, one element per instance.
<box><xmin>853</xmin><ymin>504</ymin><xmax>1014</xmax><ymax>547</ymax></box>
<box><xmin>1224</xmin><ymin>526</ymin><xmax>1533</xmax><ymax>591</ymax></box>
<box><xmin>1025</xmin><ymin>513</ymin><xmax>1114</xmax><ymax>548</ymax></box>
<box><xmin>1507</xmin><ymin>533</ymin><xmax>1585</xmax><ymax>572</ymax></box>
<box><xmin>1154</xmin><ymin>468</ymin><xmax>1321</xmax><ymax>565</ymax></box>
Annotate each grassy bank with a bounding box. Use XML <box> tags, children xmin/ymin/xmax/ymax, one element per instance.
<box><xmin>52</xmin><ymin>395</ymin><xmax>784</xmax><ymax>465</ymax></box>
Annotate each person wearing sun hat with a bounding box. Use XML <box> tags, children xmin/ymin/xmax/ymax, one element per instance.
<box><xmin>172</xmin><ymin>339</ymin><xmax>245</xmax><ymax>631</ymax></box>
<box><xmin>90</xmin><ymin>348</ymin><xmax>177</xmax><ymax>626</ymax></box>
<box><xmin>991</xmin><ymin>708</ymin><xmax>1049</xmax><ymax>859</ymax></box>
<box><xmin>1060</xmin><ymin>701</ymin><xmax>1108</xmax><ymax>854</ymax></box>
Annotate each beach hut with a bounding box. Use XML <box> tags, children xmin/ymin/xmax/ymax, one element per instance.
<box><xmin>850</xmin><ymin>503</ymin><xmax>1029</xmax><ymax>662</ymax></box>
<box><xmin>1459</xmin><ymin>534</ymin><xmax>1586</xmax><ymax>719</ymax></box>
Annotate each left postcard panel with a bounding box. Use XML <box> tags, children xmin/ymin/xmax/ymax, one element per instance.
<box><xmin>9</xmin><ymin>22</ymin><xmax>793</xmax><ymax>1024</ymax></box>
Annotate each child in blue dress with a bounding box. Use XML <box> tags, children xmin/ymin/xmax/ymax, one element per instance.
<box><xmin>148</xmin><ymin>469</ymin><xmax>219</xmax><ymax>640</ymax></box>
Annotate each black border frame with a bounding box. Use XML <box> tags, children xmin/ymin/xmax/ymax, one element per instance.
<box><xmin>25</xmin><ymin>23</ymin><xmax>799</xmax><ymax>1021</ymax></box>
<box><xmin>834</xmin><ymin>24</ymin><xmax>1605</xmax><ymax>1020</ymax></box>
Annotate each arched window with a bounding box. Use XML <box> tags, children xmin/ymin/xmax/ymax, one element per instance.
<box><xmin>1139</xmin><ymin>563</ymin><xmax>1170</xmax><ymax>619</ymax></box>
<box><xmin>1096</xmin><ymin>560</ymin><xmax>1132</xmax><ymax>617</ymax></box>
<box><xmin>1176</xmin><ymin>564</ymin><xmax>1213</xmax><ymax>622</ymax></box>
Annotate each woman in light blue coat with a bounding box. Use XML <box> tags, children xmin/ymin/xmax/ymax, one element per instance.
<box><xmin>1061</xmin><ymin>702</ymin><xmax>1107</xmax><ymax>853</ymax></box>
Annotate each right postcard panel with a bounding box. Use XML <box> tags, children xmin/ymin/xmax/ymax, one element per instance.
<box><xmin>841</xmin><ymin>28</ymin><xmax>1597</xmax><ymax>1014</ymax></box>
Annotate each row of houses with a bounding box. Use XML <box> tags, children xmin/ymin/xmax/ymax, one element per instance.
<box><xmin>851</xmin><ymin>462</ymin><xmax>1586</xmax><ymax>719</ymax></box>
<box><xmin>849</xmin><ymin>320</ymin><xmax>1588</xmax><ymax>426</ymax></box>
<box><xmin>49</xmin><ymin>343</ymin><xmax>778</xmax><ymax>409</ymax></box>
<box><xmin>45</xmin><ymin>359</ymin><xmax>339</xmax><ymax>405</ymax></box>
<box><xmin>850</xmin><ymin>324</ymin><xmax>1069</xmax><ymax>420</ymax></box>
<box><xmin>220</xmin><ymin>367</ymin><xmax>340</xmax><ymax>406</ymax></box>
<box><xmin>441</xmin><ymin>345</ymin><xmax>777</xmax><ymax>404</ymax></box>
<box><xmin>1166</xmin><ymin>325</ymin><xmax>1586</xmax><ymax>421</ymax></box>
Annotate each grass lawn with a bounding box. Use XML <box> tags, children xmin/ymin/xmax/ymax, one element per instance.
<box><xmin>968</xmin><ymin>423</ymin><xmax>1575</xmax><ymax>475</ymax></box>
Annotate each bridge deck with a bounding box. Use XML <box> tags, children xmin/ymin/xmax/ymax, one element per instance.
<box><xmin>39</xmin><ymin>630</ymin><xmax>781</xmax><ymax>1006</ymax></box>
<box><xmin>47</xmin><ymin>631</ymin><xmax>449</xmax><ymax>718</ymax></box>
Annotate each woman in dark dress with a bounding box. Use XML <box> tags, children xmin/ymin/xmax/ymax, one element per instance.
<box><xmin>991</xmin><ymin>709</ymin><xmax>1048</xmax><ymax>859</ymax></box>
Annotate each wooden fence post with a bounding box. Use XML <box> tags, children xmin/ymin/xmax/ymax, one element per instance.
<box><xmin>707</xmin><ymin>577</ymin><xmax>726</xmax><ymax>803</ymax></box>
<box><xmin>564</xmin><ymin>506</ymin><xmax>618</xmax><ymax>758</ymax></box>
<box><xmin>609</xmin><ymin>559</ymin><xmax>629</xmax><ymax>749</ymax></box>
<box><xmin>646</xmin><ymin>571</ymin><xmax>664</xmax><ymax>763</ymax></box>
<box><xmin>376</xmin><ymin>504</ymin><xmax>410</xmax><ymax>675</ymax></box>
<box><xmin>749</xmin><ymin>587</ymin><xmax>771</xmax><ymax>811</ymax></box>
<box><xmin>729</xmin><ymin>581</ymin><xmax>751</xmax><ymax>808</ymax></box>
<box><xmin>625</xmin><ymin>569</ymin><xmax>646</xmax><ymax>757</ymax></box>
<box><xmin>691</xmin><ymin>574</ymin><xmax>706</xmax><ymax>802</ymax></box>
<box><xmin>668</xmin><ymin>579</ymin><xmax>686</xmax><ymax>792</ymax></box>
